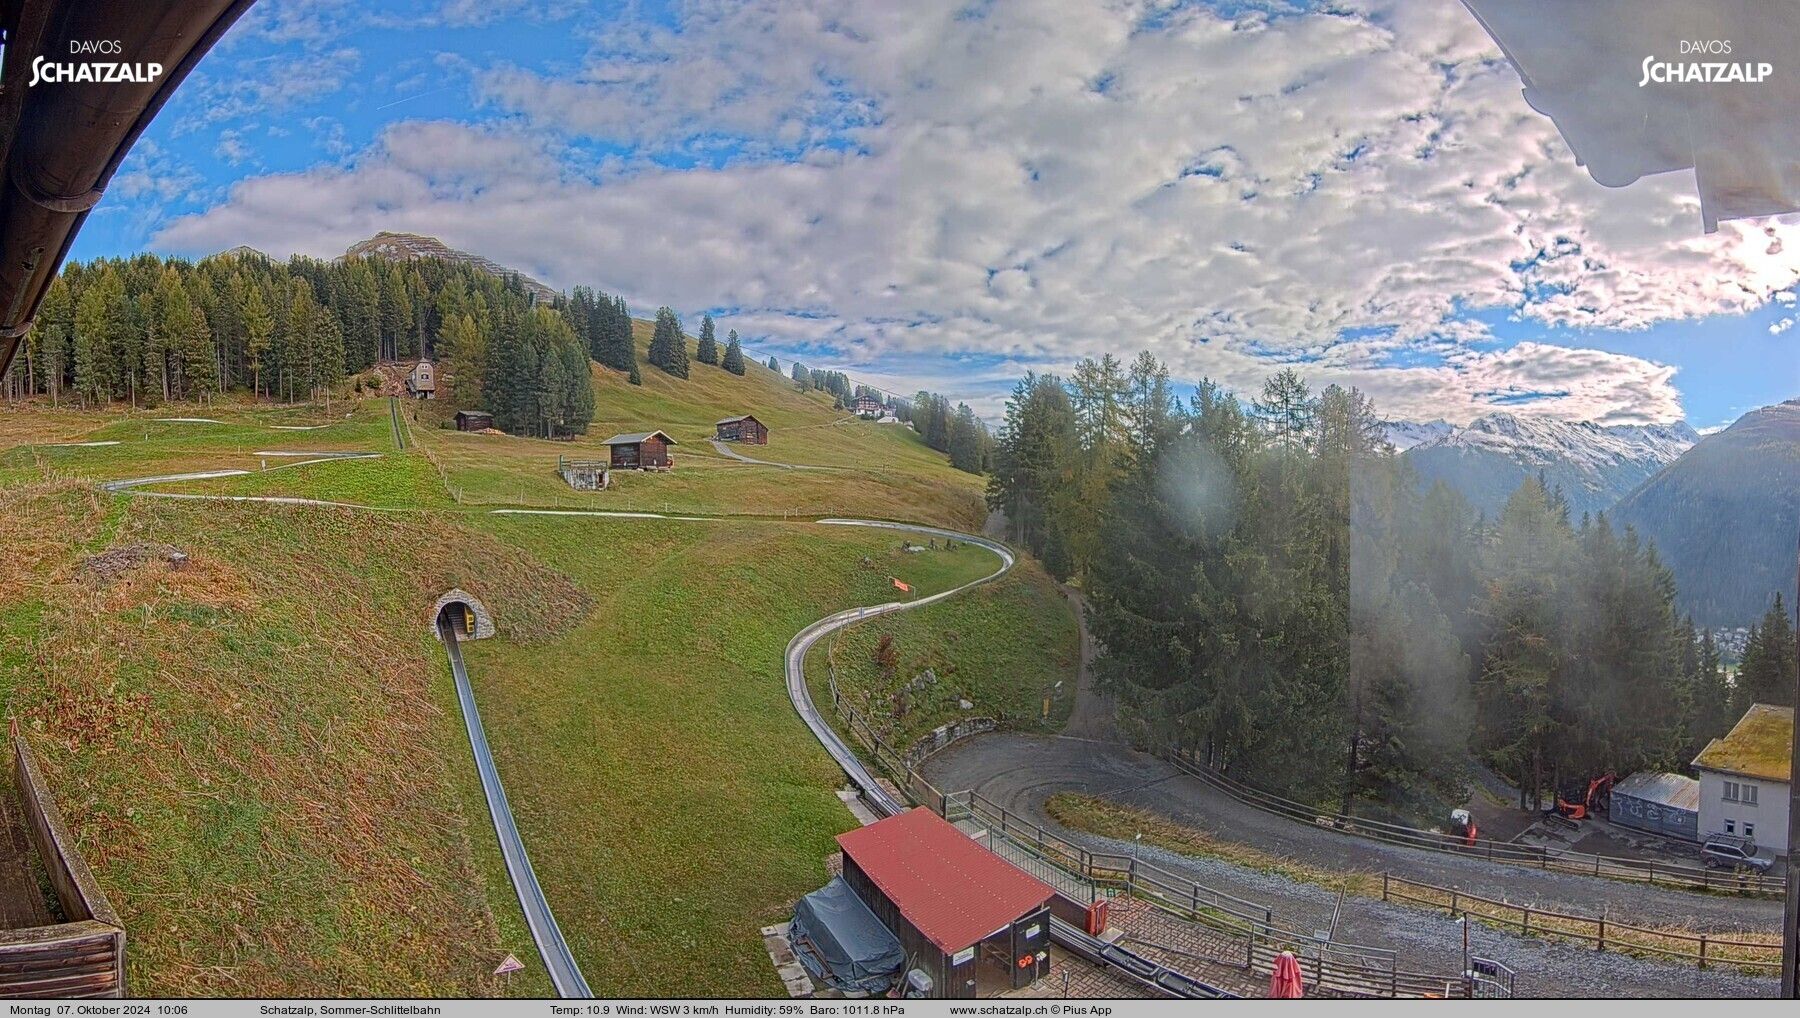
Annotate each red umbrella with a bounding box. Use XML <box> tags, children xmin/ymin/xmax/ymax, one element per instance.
<box><xmin>1269</xmin><ymin>950</ymin><xmax>1305</xmax><ymax>999</ymax></box>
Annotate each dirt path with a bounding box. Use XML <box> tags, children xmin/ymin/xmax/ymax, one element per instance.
<box><xmin>922</xmin><ymin>734</ymin><xmax>1780</xmax><ymax>999</ymax></box>
<box><xmin>1057</xmin><ymin>585</ymin><xmax>1118</xmax><ymax>743</ymax></box>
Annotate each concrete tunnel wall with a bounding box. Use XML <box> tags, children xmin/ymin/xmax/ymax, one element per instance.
<box><xmin>431</xmin><ymin>588</ymin><xmax>496</xmax><ymax>641</ymax></box>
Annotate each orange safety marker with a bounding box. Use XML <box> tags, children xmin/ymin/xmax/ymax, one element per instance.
<box><xmin>892</xmin><ymin>578</ymin><xmax>912</xmax><ymax>592</ymax></box>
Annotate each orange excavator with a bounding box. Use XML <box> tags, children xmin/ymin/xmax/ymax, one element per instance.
<box><xmin>1554</xmin><ymin>773</ymin><xmax>1615</xmax><ymax>821</ymax></box>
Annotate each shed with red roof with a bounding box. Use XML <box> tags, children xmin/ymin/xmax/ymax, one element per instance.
<box><xmin>835</xmin><ymin>808</ymin><xmax>1055</xmax><ymax>997</ymax></box>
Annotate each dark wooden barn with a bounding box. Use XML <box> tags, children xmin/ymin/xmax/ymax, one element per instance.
<box><xmin>455</xmin><ymin>410</ymin><xmax>494</xmax><ymax>432</ymax></box>
<box><xmin>600</xmin><ymin>430</ymin><xmax>677</xmax><ymax>470</ymax></box>
<box><xmin>836</xmin><ymin>808</ymin><xmax>1054</xmax><ymax>998</ymax></box>
<box><xmin>714</xmin><ymin>414</ymin><xmax>769</xmax><ymax>444</ymax></box>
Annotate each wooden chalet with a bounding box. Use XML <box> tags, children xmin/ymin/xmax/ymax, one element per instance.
<box><xmin>835</xmin><ymin>808</ymin><xmax>1054</xmax><ymax>997</ymax></box>
<box><xmin>715</xmin><ymin>414</ymin><xmax>769</xmax><ymax>444</ymax></box>
<box><xmin>406</xmin><ymin>359</ymin><xmax>436</xmax><ymax>399</ymax></box>
<box><xmin>600</xmin><ymin>430</ymin><xmax>677</xmax><ymax>470</ymax></box>
<box><xmin>851</xmin><ymin>394</ymin><xmax>884</xmax><ymax>418</ymax></box>
<box><xmin>455</xmin><ymin>410</ymin><xmax>494</xmax><ymax>432</ymax></box>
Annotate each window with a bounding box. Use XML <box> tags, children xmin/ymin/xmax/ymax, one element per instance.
<box><xmin>1723</xmin><ymin>780</ymin><xmax>1740</xmax><ymax>802</ymax></box>
<box><xmin>1724</xmin><ymin>819</ymin><xmax>1735</xmax><ymax>834</ymax></box>
<box><xmin>1744</xmin><ymin>822</ymin><xmax>1755</xmax><ymax>840</ymax></box>
<box><xmin>1743</xmin><ymin>784</ymin><xmax>1758</xmax><ymax>806</ymax></box>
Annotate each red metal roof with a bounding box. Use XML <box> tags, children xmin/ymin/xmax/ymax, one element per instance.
<box><xmin>836</xmin><ymin>808</ymin><xmax>1056</xmax><ymax>954</ymax></box>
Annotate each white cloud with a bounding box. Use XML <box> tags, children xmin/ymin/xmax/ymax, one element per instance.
<box><xmin>156</xmin><ymin>0</ymin><xmax>1798</xmax><ymax>424</ymax></box>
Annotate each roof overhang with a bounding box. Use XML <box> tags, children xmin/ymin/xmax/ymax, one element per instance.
<box><xmin>0</xmin><ymin>0</ymin><xmax>259</xmax><ymax>380</ymax></box>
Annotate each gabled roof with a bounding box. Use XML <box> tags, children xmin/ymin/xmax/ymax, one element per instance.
<box><xmin>836</xmin><ymin>808</ymin><xmax>1054</xmax><ymax>954</ymax></box>
<box><xmin>599</xmin><ymin>431</ymin><xmax>678</xmax><ymax>446</ymax></box>
<box><xmin>716</xmin><ymin>414</ymin><xmax>762</xmax><ymax>426</ymax></box>
<box><xmin>1692</xmin><ymin>704</ymin><xmax>1793</xmax><ymax>783</ymax></box>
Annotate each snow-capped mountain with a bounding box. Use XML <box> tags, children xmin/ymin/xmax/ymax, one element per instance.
<box><xmin>1381</xmin><ymin>419</ymin><xmax>1454</xmax><ymax>451</ymax></box>
<box><xmin>1393</xmin><ymin>412</ymin><xmax>1700</xmax><ymax>518</ymax></box>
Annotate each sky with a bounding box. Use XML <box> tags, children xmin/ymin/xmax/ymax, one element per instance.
<box><xmin>74</xmin><ymin>0</ymin><xmax>1800</xmax><ymax>431</ymax></box>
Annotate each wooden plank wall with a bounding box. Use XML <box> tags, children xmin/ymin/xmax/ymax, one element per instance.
<box><xmin>2</xmin><ymin>735</ymin><xmax>125</xmax><ymax>998</ymax></box>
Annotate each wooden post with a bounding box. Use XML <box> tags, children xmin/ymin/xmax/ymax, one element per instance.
<box><xmin>1700</xmin><ymin>934</ymin><xmax>1708</xmax><ymax>970</ymax></box>
<box><xmin>1450</xmin><ymin>890</ymin><xmax>1458</xmax><ymax>916</ymax></box>
<box><xmin>1597</xmin><ymin>908</ymin><xmax>1606</xmax><ymax>952</ymax></box>
<box><xmin>1521</xmin><ymin>907</ymin><xmax>1529</xmax><ymax>937</ymax></box>
<box><xmin>1382</xmin><ymin>871</ymin><xmax>1389</xmax><ymax>902</ymax></box>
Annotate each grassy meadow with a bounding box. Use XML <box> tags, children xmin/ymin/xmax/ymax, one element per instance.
<box><xmin>805</xmin><ymin>558</ymin><xmax>1079</xmax><ymax>750</ymax></box>
<box><xmin>0</xmin><ymin>333</ymin><xmax>1074</xmax><ymax>996</ymax></box>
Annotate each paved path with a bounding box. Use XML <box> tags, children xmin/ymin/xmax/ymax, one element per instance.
<box><xmin>922</xmin><ymin>734</ymin><xmax>1779</xmax><ymax>998</ymax></box>
<box><xmin>706</xmin><ymin>438</ymin><xmax>836</xmax><ymax>470</ymax></box>
<box><xmin>438</xmin><ymin>616</ymin><xmax>591</xmax><ymax>997</ymax></box>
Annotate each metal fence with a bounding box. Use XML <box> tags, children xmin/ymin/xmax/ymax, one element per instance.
<box><xmin>1163</xmin><ymin>749</ymin><xmax>1785</xmax><ymax>898</ymax></box>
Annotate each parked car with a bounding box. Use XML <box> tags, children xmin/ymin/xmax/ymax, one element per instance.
<box><xmin>1699</xmin><ymin>833</ymin><xmax>1772</xmax><ymax>873</ymax></box>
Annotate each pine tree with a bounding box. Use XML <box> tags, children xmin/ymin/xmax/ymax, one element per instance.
<box><xmin>722</xmin><ymin>330</ymin><xmax>745</xmax><ymax>375</ymax></box>
<box><xmin>647</xmin><ymin>306</ymin><xmax>689</xmax><ymax>378</ymax></box>
<box><xmin>1735</xmin><ymin>594</ymin><xmax>1796</xmax><ymax>709</ymax></box>
<box><xmin>243</xmin><ymin>283</ymin><xmax>273</xmax><ymax>398</ymax></box>
<box><xmin>766</xmin><ymin>355</ymin><xmax>779</xmax><ymax>373</ymax></box>
<box><xmin>628</xmin><ymin>362</ymin><xmax>641</xmax><ymax>385</ymax></box>
<box><xmin>695</xmin><ymin>313</ymin><xmax>719</xmax><ymax>365</ymax></box>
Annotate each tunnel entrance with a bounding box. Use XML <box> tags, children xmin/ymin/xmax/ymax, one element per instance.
<box><xmin>430</xmin><ymin>588</ymin><xmax>495</xmax><ymax>642</ymax></box>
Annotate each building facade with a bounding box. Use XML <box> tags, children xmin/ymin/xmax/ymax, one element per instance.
<box><xmin>1692</xmin><ymin>703</ymin><xmax>1793</xmax><ymax>856</ymax></box>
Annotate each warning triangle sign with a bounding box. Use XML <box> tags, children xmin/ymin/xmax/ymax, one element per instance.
<box><xmin>494</xmin><ymin>953</ymin><xmax>525</xmax><ymax>976</ymax></box>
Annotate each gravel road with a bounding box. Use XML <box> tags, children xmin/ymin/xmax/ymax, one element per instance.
<box><xmin>923</xmin><ymin>733</ymin><xmax>1780</xmax><ymax>998</ymax></box>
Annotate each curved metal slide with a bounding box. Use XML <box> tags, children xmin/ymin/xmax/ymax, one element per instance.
<box><xmin>438</xmin><ymin>614</ymin><xmax>593</xmax><ymax>998</ymax></box>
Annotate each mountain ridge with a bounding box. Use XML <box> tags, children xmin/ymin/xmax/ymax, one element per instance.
<box><xmin>341</xmin><ymin>231</ymin><xmax>561</xmax><ymax>303</ymax></box>
<box><xmin>1388</xmin><ymin>411</ymin><xmax>1699</xmax><ymax>519</ymax></box>
<box><xmin>1613</xmin><ymin>398</ymin><xmax>1800</xmax><ymax>627</ymax></box>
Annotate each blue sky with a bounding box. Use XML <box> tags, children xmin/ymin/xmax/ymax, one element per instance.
<box><xmin>77</xmin><ymin>0</ymin><xmax>1800</xmax><ymax>429</ymax></box>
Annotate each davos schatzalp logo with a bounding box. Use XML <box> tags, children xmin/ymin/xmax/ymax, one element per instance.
<box><xmin>27</xmin><ymin>40</ymin><xmax>162</xmax><ymax>87</ymax></box>
<box><xmin>1639</xmin><ymin>39</ymin><xmax>1771</xmax><ymax>86</ymax></box>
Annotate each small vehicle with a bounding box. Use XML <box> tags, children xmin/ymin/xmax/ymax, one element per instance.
<box><xmin>1700</xmin><ymin>833</ymin><xmax>1773</xmax><ymax>873</ymax></box>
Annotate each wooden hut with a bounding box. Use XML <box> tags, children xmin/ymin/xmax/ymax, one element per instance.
<box><xmin>835</xmin><ymin>808</ymin><xmax>1054</xmax><ymax>998</ymax></box>
<box><xmin>599</xmin><ymin>431</ymin><xmax>677</xmax><ymax>470</ymax></box>
<box><xmin>406</xmin><ymin>359</ymin><xmax>436</xmax><ymax>399</ymax></box>
<box><xmin>714</xmin><ymin>414</ymin><xmax>769</xmax><ymax>444</ymax></box>
<box><xmin>455</xmin><ymin>410</ymin><xmax>494</xmax><ymax>432</ymax></box>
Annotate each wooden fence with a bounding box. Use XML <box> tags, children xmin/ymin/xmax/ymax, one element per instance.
<box><xmin>820</xmin><ymin>653</ymin><xmax>1476</xmax><ymax>998</ymax></box>
<box><xmin>1164</xmin><ymin>749</ymin><xmax>1785</xmax><ymax>898</ymax></box>
<box><xmin>946</xmin><ymin>789</ymin><xmax>1467</xmax><ymax>998</ymax></box>
<box><xmin>1381</xmin><ymin>872</ymin><xmax>1781</xmax><ymax>973</ymax></box>
<box><xmin>2</xmin><ymin>733</ymin><xmax>126</xmax><ymax>998</ymax></box>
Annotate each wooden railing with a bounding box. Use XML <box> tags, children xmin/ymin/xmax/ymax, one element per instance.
<box><xmin>2</xmin><ymin>733</ymin><xmax>126</xmax><ymax>999</ymax></box>
<box><xmin>1164</xmin><ymin>749</ymin><xmax>1785</xmax><ymax>898</ymax></box>
<box><xmin>1381</xmin><ymin>872</ymin><xmax>1781</xmax><ymax>973</ymax></box>
<box><xmin>947</xmin><ymin>789</ymin><xmax>1471</xmax><ymax>998</ymax></box>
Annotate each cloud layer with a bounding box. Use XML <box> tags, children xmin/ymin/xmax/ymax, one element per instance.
<box><xmin>153</xmin><ymin>0</ymin><xmax>1800</xmax><ymax>424</ymax></box>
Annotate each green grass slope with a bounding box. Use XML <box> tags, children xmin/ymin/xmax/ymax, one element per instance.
<box><xmin>806</xmin><ymin>558</ymin><xmax>1079</xmax><ymax>750</ymax></box>
<box><xmin>0</xmin><ymin>484</ymin><xmax>583</xmax><ymax>996</ymax></box>
<box><xmin>459</xmin><ymin>515</ymin><xmax>1001</xmax><ymax>995</ymax></box>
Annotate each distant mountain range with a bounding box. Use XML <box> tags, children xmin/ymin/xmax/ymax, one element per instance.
<box><xmin>1386</xmin><ymin>412</ymin><xmax>1699</xmax><ymax>519</ymax></box>
<box><xmin>1614</xmin><ymin>399</ymin><xmax>1800</xmax><ymax>627</ymax></box>
<box><xmin>342</xmin><ymin>232</ymin><xmax>560</xmax><ymax>303</ymax></box>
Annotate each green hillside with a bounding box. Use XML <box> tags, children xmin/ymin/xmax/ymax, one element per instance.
<box><xmin>0</xmin><ymin>342</ymin><xmax>1075</xmax><ymax>996</ymax></box>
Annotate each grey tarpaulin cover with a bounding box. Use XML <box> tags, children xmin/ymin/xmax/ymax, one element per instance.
<box><xmin>790</xmin><ymin>877</ymin><xmax>905</xmax><ymax>993</ymax></box>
